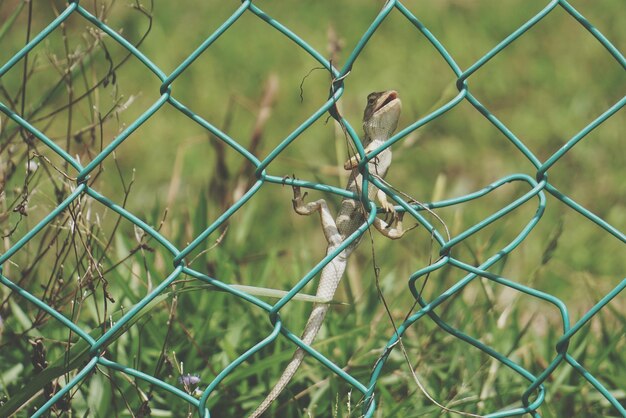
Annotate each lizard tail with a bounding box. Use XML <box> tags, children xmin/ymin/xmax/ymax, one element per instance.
<box><xmin>249</xmin><ymin>303</ymin><xmax>330</xmax><ymax>417</ymax></box>
<box><xmin>248</xmin><ymin>348</ymin><xmax>306</xmax><ymax>418</ymax></box>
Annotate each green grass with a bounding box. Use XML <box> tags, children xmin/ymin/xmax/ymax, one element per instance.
<box><xmin>0</xmin><ymin>0</ymin><xmax>624</xmax><ymax>417</ymax></box>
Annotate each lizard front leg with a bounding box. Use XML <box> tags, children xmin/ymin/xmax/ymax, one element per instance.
<box><xmin>343</xmin><ymin>141</ymin><xmax>379</xmax><ymax>170</ymax></box>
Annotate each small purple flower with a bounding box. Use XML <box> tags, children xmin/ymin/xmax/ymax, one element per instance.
<box><xmin>178</xmin><ymin>373</ymin><xmax>201</xmax><ymax>387</ymax></box>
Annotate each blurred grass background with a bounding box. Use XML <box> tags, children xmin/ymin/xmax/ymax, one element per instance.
<box><xmin>0</xmin><ymin>0</ymin><xmax>624</xmax><ymax>416</ymax></box>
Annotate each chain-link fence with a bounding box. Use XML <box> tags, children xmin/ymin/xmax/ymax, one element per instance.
<box><xmin>0</xmin><ymin>0</ymin><xmax>624</xmax><ymax>417</ymax></box>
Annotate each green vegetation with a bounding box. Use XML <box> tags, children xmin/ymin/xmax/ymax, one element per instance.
<box><xmin>0</xmin><ymin>0</ymin><xmax>624</xmax><ymax>417</ymax></box>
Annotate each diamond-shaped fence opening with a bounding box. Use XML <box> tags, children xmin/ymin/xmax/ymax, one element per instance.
<box><xmin>0</xmin><ymin>1</ymin><xmax>624</xmax><ymax>417</ymax></box>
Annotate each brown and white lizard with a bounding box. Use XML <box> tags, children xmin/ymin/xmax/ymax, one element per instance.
<box><xmin>250</xmin><ymin>90</ymin><xmax>405</xmax><ymax>417</ymax></box>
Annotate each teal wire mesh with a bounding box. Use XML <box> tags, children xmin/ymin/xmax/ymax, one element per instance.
<box><xmin>0</xmin><ymin>1</ymin><xmax>624</xmax><ymax>417</ymax></box>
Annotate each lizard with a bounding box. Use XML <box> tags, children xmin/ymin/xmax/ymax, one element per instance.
<box><xmin>250</xmin><ymin>90</ymin><xmax>405</xmax><ymax>417</ymax></box>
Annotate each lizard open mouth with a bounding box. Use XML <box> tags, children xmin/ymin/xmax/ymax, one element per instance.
<box><xmin>375</xmin><ymin>91</ymin><xmax>399</xmax><ymax>113</ymax></box>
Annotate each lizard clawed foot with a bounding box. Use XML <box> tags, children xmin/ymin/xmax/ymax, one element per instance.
<box><xmin>292</xmin><ymin>181</ymin><xmax>309</xmax><ymax>212</ymax></box>
<box><xmin>377</xmin><ymin>189</ymin><xmax>396</xmax><ymax>215</ymax></box>
<box><xmin>384</xmin><ymin>209</ymin><xmax>402</xmax><ymax>228</ymax></box>
<box><xmin>394</xmin><ymin>210</ymin><xmax>405</xmax><ymax>227</ymax></box>
<box><xmin>380</xmin><ymin>198</ymin><xmax>396</xmax><ymax>215</ymax></box>
<box><xmin>377</xmin><ymin>192</ymin><xmax>397</xmax><ymax>226</ymax></box>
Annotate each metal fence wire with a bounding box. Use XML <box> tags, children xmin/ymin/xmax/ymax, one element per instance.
<box><xmin>0</xmin><ymin>0</ymin><xmax>625</xmax><ymax>417</ymax></box>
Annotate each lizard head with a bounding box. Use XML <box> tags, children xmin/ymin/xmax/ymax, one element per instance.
<box><xmin>362</xmin><ymin>90</ymin><xmax>402</xmax><ymax>141</ymax></box>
